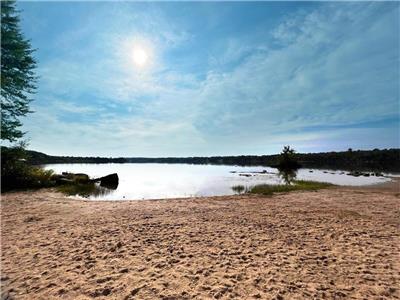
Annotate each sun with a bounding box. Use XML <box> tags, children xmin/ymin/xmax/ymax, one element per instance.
<box><xmin>132</xmin><ymin>47</ymin><xmax>148</xmax><ymax>67</ymax></box>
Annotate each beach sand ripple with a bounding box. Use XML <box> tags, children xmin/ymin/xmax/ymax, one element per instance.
<box><xmin>1</xmin><ymin>187</ymin><xmax>399</xmax><ymax>299</ymax></box>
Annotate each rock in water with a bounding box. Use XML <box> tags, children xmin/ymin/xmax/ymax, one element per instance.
<box><xmin>73</xmin><ymin>173</ymin><xmax>90</xmax><ymax>183</ymax></box>
<box><xmin>97</xmin><ymin>173</ymin><xmax>119</xmax><ymax>189</ymax></box>
<box><xmin>52</xmin><ymin>173</ymin><xmax>90</xmax><ymax>184</ymax></box>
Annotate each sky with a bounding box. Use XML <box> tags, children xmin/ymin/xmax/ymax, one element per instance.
<box><xmin>16</xmin><ymin>1</ymin><xmax>399</xmax><ymax>157</ymax></box>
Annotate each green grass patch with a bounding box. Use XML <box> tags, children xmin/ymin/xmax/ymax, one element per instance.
<box><xmin>231</xmin><ymin>185</ymin><xmax>247</xmax><ymax>194</ymax></box>
<box><xmin>248</xmin><ymin>180</ymin><xmax>333</xmax><ymax>196</ymax></box>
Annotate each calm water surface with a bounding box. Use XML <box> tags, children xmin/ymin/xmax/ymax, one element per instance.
<box><xmin>44</xmin><ymin>163</ymin><xmax>392</xmax><ymax>200</ymax></box>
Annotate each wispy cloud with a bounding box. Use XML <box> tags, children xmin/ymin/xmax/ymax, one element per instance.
<box><xmin>19</xmin><ymin>2</ymin><xmax>399</xmax><ymax>156</ymax></box>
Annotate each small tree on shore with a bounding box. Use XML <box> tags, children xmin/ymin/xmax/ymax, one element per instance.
<box><xmin>1</xmin><ymin>0</ymin><xmax>37</xmax><ymax>142</ymax></box>
<box><xmin>278</xmin><ymin>145</ymin><xmax>300</xmax><ymax>170</ymax></box>
<box><xmin>1</xmin><ymin>1</ymin><xmax>44</xmax><ymax>191</ymax></box>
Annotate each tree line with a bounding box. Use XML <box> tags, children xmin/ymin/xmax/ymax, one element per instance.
<box><xmin>20</xmin><ymin>147</ymin><xmax>400</xmax><ymax>172</ymax></box>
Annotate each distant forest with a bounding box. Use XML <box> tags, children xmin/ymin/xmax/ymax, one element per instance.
<box><xmin>14</xmin><ymin>148</ymin><xmax>400</xmax><ymax>172</ymax></box>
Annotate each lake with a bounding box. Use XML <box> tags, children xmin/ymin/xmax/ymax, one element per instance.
<box><xmin>43</xmin><ymin>163</ymin><xmax>392</xmax><ymax>200</ymax></box>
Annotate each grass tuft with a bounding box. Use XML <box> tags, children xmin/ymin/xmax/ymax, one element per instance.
<box><xmin>231</xmin><ymin>185</ymin><xmax>247</xmax><ymax>194</ymax></box>
<box><xmin>248</xmin><ymin>180</ymin><xmax>333</xmax><ymax>196</ymax></box>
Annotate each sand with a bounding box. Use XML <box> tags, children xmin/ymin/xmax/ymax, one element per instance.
<box><xmin>1</xmin><ymin>183</ymin><xmax>399</xmax><ymax>299</ymax></box>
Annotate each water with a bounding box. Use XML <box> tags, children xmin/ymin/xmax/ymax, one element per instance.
<box><xmin>44</xmin><ymin>163</ymin><xmax>392</xmax><ymax>200</ymax></box>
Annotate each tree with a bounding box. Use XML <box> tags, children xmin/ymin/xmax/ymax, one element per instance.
<box><xmin>278</xmin><ymin>145</ymin><xmax>300</xmax><ymax>170</ymax></box>
<box><xmin>1</xmin><ymin>0</ymin><xmax>37</xmax><ymax>142</ymax></box>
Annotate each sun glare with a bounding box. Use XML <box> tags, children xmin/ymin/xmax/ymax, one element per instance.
<box><xmin>132</xmin><ymin>47</ymin><xmax>148</xmax><ymax>67</ymax></box>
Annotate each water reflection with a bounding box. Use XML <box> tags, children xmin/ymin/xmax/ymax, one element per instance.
<box><xmin>231</xmin><ymin>185</ymin><xmax>246</xmax><ymax>194</ymax></box>
<box><xmin>61</xmin><ymin>182</ymin><xmax>117</xmax><ymax>198</ymax></box>
<box><xmin>44</xmin><ymin>163</ymin><xmax>391</xmax><ymax>200</ymax></box>
<box><xmin>231</xmin><ymin>169</ymin><xmax>298</xmax><ymax>194</ymax></box>
<box><xmin>278</xmin><ymin>168</ymin><xmax>298</xmax><ymax>185</ymax></box>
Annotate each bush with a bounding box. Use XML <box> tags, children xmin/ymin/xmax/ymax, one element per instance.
<box><xmin>231</xmin><ymin>185</ymin><xmax>247</xmax><ymax>194</ymax></box>
<box><xmin>1</xmin><ymin>144</ymin><xmax>55</xmax><ymax>192</ymax></box>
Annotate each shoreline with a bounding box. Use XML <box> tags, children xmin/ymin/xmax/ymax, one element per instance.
<box><xmin>339</xmin><ymin>176</ymin><xmax>400</xmax><ymax>193</ymax></box>
<box><xmin>1</xmin><ymin>186</ymin><xmax>399</xmax><ymax>299</ymax></box>
<box><xmin>57</xmin><ymin>176</ymin><xmax>400</xmax><ymax>202</ymax></box>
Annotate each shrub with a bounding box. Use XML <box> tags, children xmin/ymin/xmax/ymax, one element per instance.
<box><xmin>1</xmin><ymin>144</ymin><xmax>55</xmax><ymax>191</ymax></box>
<box><xmin>231</xmin><ymin>185</ymin><xmax>247</xmax><ymax>194</ymax></box>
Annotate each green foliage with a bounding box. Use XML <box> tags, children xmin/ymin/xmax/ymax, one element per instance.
<box><xmin>248</xmin><ymin>180</ymin><xmax>332</xmax><ymax>196</ymax></box>
<box><xmin>231</xmin><ymin>185</ymin><xmax>246</xmax><ymax>194</ymax></box>
<box><xmin>278</xmin><ymin>145</ymin><xmax>300</xmax><ymax>170</ymax></box>
<box><xmin>1</xmin><ymin>144</ymin><xmax>54</xmax><ymax>191</ymax></box>
<box><xmin>1</xmin><ymin>0</ymin><xmax>37</xmax><ymax>141</ymax></box>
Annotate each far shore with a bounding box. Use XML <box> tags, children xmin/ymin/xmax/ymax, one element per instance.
<box><xmin>1</xmin><ymin>182</ymin><xmax>399</xmax><ymax>299</ymax></box>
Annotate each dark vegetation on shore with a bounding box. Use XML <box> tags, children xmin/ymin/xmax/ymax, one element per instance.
<box><xmin>1</xmin><ymin>145</ymin><xmax>120</xmax><ymax>192</ymax></box>
<box><xmin>232</xmin><ymin>180</ymin><xmax>333</xmax><ymax>196</ymax></box>
<box><xmin>1</xmin><ymin>146</ymin><xmax>55</xmax><ymax>191</ymax></box>
<box><xmin>18</xmin><ymin>147</ymin><xmax>400</xmax><ymax>172</ymax></box>
<box><xmin>1</xmin><ymin>144</ymin><xmax>397</xmax><ymax>193</ymax></box>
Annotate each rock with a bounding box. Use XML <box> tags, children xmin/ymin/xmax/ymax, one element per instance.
<box><xmin>58</xmin><ymin>178</ymin><xmax>74</xmax><ymax>184</ymax></box>
<box><xmin>53</xmin><ymin>173</ymin><xmax>90</xmax><ymax>184</ymax></box>
<box><xmin>92</xmin><ymin>173</ymin><xmax>119</xmax><ymax>189</ymax></box>
<box><xmin>73</xmin><ymin>173</ymin><xmax>90</xmax><ymax>183</ymax></box>
<box><xmin>239</xmin><ymin>174</ymin><xmax>251</xmax><ymax>177</ymax></box>
<box><xmin>348</xmin><ymin>171</ymin><xmax>361</xmax><ymax>177</ymax></box>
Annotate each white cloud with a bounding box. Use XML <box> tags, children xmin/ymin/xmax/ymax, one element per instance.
<box><xmin>23</xmin><ymin>2</ymin><xmax>399</xmax><ymax>156</ymax></box>
<box><xmin>192</xmin><ymin>3</ymin><xmax>399</xmax><ymax>137</ymax></box>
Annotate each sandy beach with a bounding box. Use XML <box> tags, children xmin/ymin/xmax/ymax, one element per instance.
<box><xmin>1</xmin><ymin>184</ymin><xmax>399</xmax><ymax>300</ymax></box>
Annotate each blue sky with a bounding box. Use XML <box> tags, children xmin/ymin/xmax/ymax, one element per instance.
<box><xmin>18</xmin><ymin>1</ymin><xmax>399</xmax><ymax>157</ymax></box>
